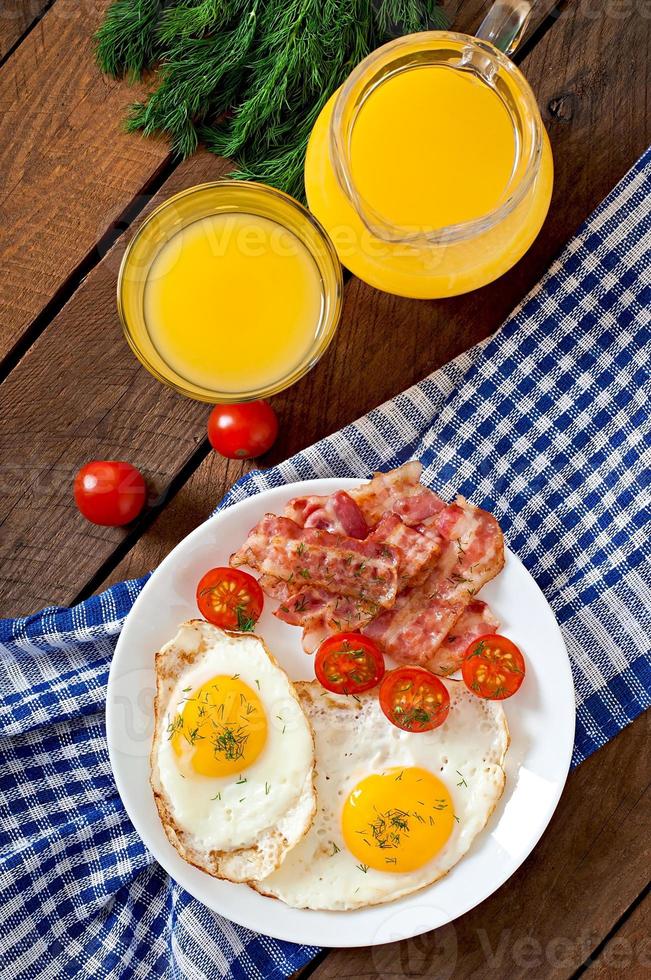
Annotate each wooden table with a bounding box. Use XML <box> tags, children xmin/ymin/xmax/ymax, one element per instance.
<box><xmin>1</xmin><ymin>0</ymin><xmax>649</xmax><ymax>975</ymax></box>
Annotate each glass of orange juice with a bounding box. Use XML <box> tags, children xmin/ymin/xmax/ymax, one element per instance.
<box><xmin>118</xmin><ymin>182</ymin><xmax>342</xmax><ymax>402</ymax></box>
<box><xmin>304</xmin><ymin>0</ymin><xmax>553</xmax><ymax>298</ymax></box>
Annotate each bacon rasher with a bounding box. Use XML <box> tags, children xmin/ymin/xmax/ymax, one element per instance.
<box><xmin>274</xmin><ymin>514</ymin><xmax>442</xmax><ymax>652</ymax></box>
<box><xmin>435</xmin><ymin>600</ymin><xmax>500</xmax><ymax>675</ymax></box>
<box><xmin>348</xmin><ymin>461</ymin><xmax>446</xmax><ymax>527</ymax></box>
<box><xmin>284</xmin><ymin>490</ymin><xmax>369</xmax><ymax>539</ymax></box>
<box><xmin>363</xmin><ymin>499</ymin><xmax>504</xmax><ymax>672</ymax></box>
<box><xmin>230</xmin><ymin>515</ymin><xmax>399</xmax><ymax>608</ymax></box>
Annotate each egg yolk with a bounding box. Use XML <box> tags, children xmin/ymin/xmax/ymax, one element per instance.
<box><xmin>170</xmin><ymin>675</ymin><xmax>267</xmax><ymax>777</ymax></box>
<box><xmin>341</xmin><ymin>766</ymin><xmax>454</xmax><ymax>873</ymax></box>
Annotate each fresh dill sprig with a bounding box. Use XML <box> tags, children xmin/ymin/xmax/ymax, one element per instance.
<box><xmin>95</xmin><ymin>0</ymin><xmax>167</xmax><ymax>80</ymax></box>
<box><xmin>95</xmin><ymin>0</ymin><xmax>446</xmax><ymax>199</ymax></box>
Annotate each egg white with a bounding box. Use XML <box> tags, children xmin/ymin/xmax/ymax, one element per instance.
<box><xmin>150</xmin><ymin>621</ymin><xmax>315</xmax><ymax>881</ymax></box>
<box><xmin>252</xmin><ymin>680</ymin><xmax>508</xmax><ymax>909</ymax></box>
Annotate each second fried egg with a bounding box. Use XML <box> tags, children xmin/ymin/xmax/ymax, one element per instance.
<box><xmin>252</xmin><ymin>679</ymin><xmax>508</xmax><ymax>909</ymax></box>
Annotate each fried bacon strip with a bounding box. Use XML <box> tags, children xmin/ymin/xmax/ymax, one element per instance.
<box><xmin>284</xmin><ymin>490</ymin><xmax>369</xmax><ymax>539</ymax></box>
<box><xmin>274</xmin><ymin>514</ymin><xmax>442</xmax><ymax>652</ymax></box>
<box><xmin>348</xmin><ymin>461</ymin><xmax>446</xmax><ymax>527</ymax></box>
<box><xmin>363</xmin><ymin>499</ymin><xmax>504</xmax><ymax>671</ymax></box>
<box><xmin>230</xmin><ymin>515</ymin><xmax>399</xmax><ymax>608</ymax></box>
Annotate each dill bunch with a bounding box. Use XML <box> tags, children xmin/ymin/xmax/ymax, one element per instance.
<box><xmin>96</xmin><ymin>0</ymin><xmax>446</xmax><ymax>199</ymax></box>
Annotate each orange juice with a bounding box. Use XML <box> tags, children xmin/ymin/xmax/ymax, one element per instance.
<box><xmin>305</xmin><ymin>35</ymin><xmax>554</xmax><ymax>299</ymax></box>
<box><xmin>349</xmin><ymin>67</ymin><xmax>516</xmax><ymax>229</ymax></box>
<box><xmin>144</xmin><ymin>212</ymin><xmax>323</xmax><ymax>394</ymax></box>
<box><xmin>118</xmin><ymin>182</ymin><xmax>342</xmax><ymax>402</ymax></box>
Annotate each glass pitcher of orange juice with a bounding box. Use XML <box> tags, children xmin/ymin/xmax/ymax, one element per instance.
<box><xmin>304</xmin><ymin>0</ymin><xmax>553</xmax><ymax>298</ymax></box>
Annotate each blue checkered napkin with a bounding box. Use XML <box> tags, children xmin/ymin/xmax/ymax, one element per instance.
<box><xmin>1</xmin><ymin>147</ymin><xmax>650</xmax><ymax>979</ymax></box>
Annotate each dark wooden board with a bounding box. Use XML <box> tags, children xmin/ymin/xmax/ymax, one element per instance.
<box><xmin>301</xmin><ymin>710</ymin><xmax>650</xmax><ymax>980</ymax></box>
<box><xmin>0</xmin><ymin>152</ymin><xmax>231</xmax><ymax>616</ymax></box>
<box><xmin>0</xmin><ymin>0</ymin><xmax>171</xmax><ymax>364</ymax></box>
<box><xmin>584</xmin><ymin>890</ymin><xmax>651</xmax><ymax>978</ymax></box>
<box><xmin>0</xmin><ymin>0</ymin><xmax>47</xmax><ymax>61</ymax></box>
<box><xmin>0</xmin><ymin>0</ymin><xmax>49</xmax><ymax>60</ymax></box>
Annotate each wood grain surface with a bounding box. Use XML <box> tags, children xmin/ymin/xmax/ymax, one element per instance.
<box><xmin>584</xmin><ymin>889</ymin><xmax>651</xmax><ymax>978</ymax></box>
<box><xmin>300</xmin><ymin>710</ymin><xmax>650</xmax><ymax>979</ymax></box>
<box><xmin>0</xmin><ymin>0</ymin><xmax>170</xmax><ymax>364</ymax></box>
<box><xmin>0</xmin><ymin>0</ymin><xmax>50</xmax><ymax>60</ymax></box>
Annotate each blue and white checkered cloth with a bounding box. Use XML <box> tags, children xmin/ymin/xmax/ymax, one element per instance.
<box><xmin>1</xmin><ymin>147</ymin><xmax>650</xmax><ymax>979</ymax></box>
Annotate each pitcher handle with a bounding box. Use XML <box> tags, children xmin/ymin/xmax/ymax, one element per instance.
<box><xmin>475</xmin><ymin>0</ymin><xmax>532</xmax><ymax>56</ymax></box>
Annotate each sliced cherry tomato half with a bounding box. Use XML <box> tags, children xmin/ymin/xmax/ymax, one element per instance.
<box><xmin>379</xmin><ymin>666</ymin><xmax>450</xmax><ymax>732</ymax></box>
<box><xmin>207</xmin><ymin>401</ymin><xmax>278</xmax><ymax>460</ymax></box>
<box><xmin>461</xmin><ymin>633</ymin><xmax>525</xmax><ymax>700</ymax></box>
<box><xmin>315</xmin><ymin>633</ymin><xmax>385</xmax><ymax>695</ymax></box>
<box><xmin>196</xmin><ymin>567</ymin><xmax>264</xmax><ymax>631</ymax></box>
<box><xmin>74</xmin><ymin>460</ymin><xmax>147</xmax><ymax>526</ymax></box>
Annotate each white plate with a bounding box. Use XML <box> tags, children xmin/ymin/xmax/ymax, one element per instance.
<box><xmin>107</xmin><ymin>479</ymin><xmax>575</xmax><ymax>948</ymax></box>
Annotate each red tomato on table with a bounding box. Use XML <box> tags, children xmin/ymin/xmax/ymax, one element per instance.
<box><xmin>462</xmin><ymin>634</ymin><xmax>526</xmax><ymax>700</ymax></box>
<box><xmin>196</xmin><ymin>567</ymin><xmax>264</xmax><ymax>631</ymax></box>
<box><xmin>315</xmin><ymin>633</ymin><xmax>385</xmax><ymax>695</ymax></box>
<box><xmin>379</xmin><ymin>666</ymin><xmax>450</xmax><ymax>732</ymax></box>
<box><xmin>74</xmin><ymin>460</ymin><xmax>147</xmax><ymax>526</ymax></box>
<box><xmin>207</xmin><ymin>401</ymin><xmax>278</xmax><ymax>459</ymax></box>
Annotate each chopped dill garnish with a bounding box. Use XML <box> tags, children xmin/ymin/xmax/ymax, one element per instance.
<box><xmin>212</xmin><ymin>725</ymin><xmax>249</xmax><ymax>762</ymax></box>
<box><xmin>235</xmin><ymin>606</ymin><xmax>256</xmax><ymax>632</ymax></box>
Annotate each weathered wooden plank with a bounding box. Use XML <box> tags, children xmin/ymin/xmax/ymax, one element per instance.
<box><xmin>300</xmin><ymin>711</ymin><xmax>650</xmax><ymax>980</ymax></box>
<box><xmin>0</xmin><ymin>0</ymin><xmax>50</xmax><ymax>60</ymax></box>
<box><xmin>0</xmin><ymin>153</ymin><xmax>230</xmax><ymax>616</ymax></box>
<box><xmin>583</xmin><ymin>890</ymin><xmax>651</xmax><ymax>979</ymax></box>
<box><xmin>0</xmin><ymin>0</ymin><xmax>171</xmax><ymax>363</ymax></box>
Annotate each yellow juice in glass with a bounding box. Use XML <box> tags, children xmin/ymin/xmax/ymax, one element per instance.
<box><xmin>305</xmin><ymin>32</ymin><xmax>554</xmax><ymax>299</ymax></box>
<box><xmin>118</xmin><ymin>183</ymin><xmax>342</xmax><ymax>402</ymax></box>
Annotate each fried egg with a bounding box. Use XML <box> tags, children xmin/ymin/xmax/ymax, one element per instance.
<box><xmin>150</xmin><ymin>620</ymin><xmax>315</xmax><ymax>882</ymax></box>
<box><xmin>252</xmin><ymin>679</ymin><xmax>508</xmax><ymax>909</ymax></box>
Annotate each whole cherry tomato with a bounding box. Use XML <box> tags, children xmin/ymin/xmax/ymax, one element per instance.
<box><xmin>207</xmin><ymin>401</ymin><xmax>278</xmax><ymax>459</ymax></box>
<box><xmin>74</xmin><ymin>461</ymin><xmax>147</xmax><ymax>526</ymax></box>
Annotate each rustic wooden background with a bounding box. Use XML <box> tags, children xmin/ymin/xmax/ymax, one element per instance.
<box><xmin>0</xmin><ymin>0</ymin><xmax>649</xmax><ymax>975</ymax></box>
